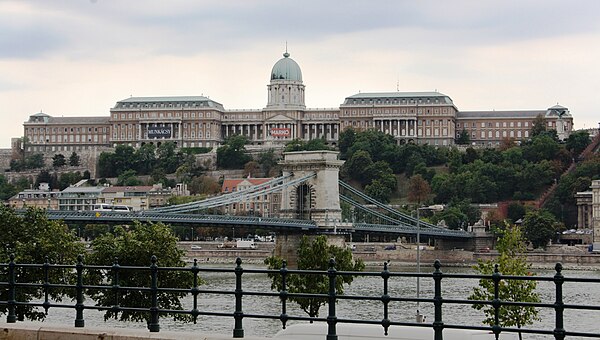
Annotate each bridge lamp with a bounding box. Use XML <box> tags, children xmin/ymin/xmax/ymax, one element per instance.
<box><xmin>416</xmin><ymin>204</ymin><xmax>444</xmax><ymax>323</ymax></box>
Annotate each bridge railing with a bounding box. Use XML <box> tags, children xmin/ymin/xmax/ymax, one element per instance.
<box><xmin>1</xmin><ymin>256</ymin><xmax>599</xmax><ymax>340</ymax></box>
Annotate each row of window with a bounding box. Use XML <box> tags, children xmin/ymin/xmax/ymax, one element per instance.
<box><xmin>28</xmin><ymin>135</ymin><xmax>106</xmax><ymax>143</ymax></box>
<box><xmin>457</xmin><ymin>121</ymin><xmax>531</xmax><ymax>129</ymax></box>
<box><xmin>342</xmin><ymin>108</ymin><xmax>450</xmax><ymax>116</ymax></box>
<box><xmin>117</xmin><ymin>102</ymin><xmax>210</xmax><ymax>109</ymax></box>
<box><xmin>112</xmin><ymin>111</ymin><xmax>214</xmax><ymax>120</ymax></box>
<box><xmin>458</xmin><ymin>130</ymin><xmax>530</xmax><ymax>139</ymax></box>
<box><xmin>26</xmin><ymin>127</ymin><xmax>108</xmax><ymax>133</ymax></box>
<box><xmin>349</xmin><ymin>98</ymin><xmax>444</xmax><ymax>105</ymax></box>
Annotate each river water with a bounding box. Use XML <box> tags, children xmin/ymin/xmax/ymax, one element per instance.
<box><xmin>41</xmin><ymin>263</ymin><xmax>600</xmax><ymax>339</ymax></box>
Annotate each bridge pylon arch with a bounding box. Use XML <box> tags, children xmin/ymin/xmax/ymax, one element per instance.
<box><xmin>279</xmin><ymin>151</ymin><xmax>349</xmax><ymax>230</ymax></box>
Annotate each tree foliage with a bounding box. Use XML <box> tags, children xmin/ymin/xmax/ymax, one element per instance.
<box><xmin>469</xmin><ymin>226</ymin><xmax>540</xmax><ymax>339</ymax></box>
<box><xmin>565</xmin><ymin>130</ymin><xmax>591</xmax><ymax>157</ymax></box>
<box><xmin>68</xmin><ymin>152</ymin><xmax>81</xmax><ymax>166</ymax></box>
<box><xmin>216</xmin><ymin>135</ymin><xmax>252</xmax><ymax>169</ymax></box>
<box><xmin>86</xmin><ymin>221</ymin><xmax>195</xmax><ymax>322</ymax></box>
<box><xmin>0</xmin><ymin>206</ymin><xmax>85</xmax><ymax>321</ymax></box>
<box><xmin>455</xmin><ymin>129</ymin><xmax>471</xmax><ymax>145</ymax></box>
<box><xmin>52</xmin><ymin>154</ymin><xmax>66</xmax><ymax>168</ymax></box>
<box><xmin>522</xmin><ymin>209</ymin><xmax>560</xmax><ymax>249</ymax></box>
<box><xmin>284</xmin><ymin>138</ymin><xmax>330</xmax><ymax>152</ymax></box>
<box><xmin>264</xmin><ymin>235</ymin><xmax>364</xmax><ymax>318</ymax></box>
<box><xmin>407</xmin><ymin>174</ymin><xmax>430</xmax><ymax>205</ymax></box>
<box><xmin>0</xmin><ymin>175</ymin><xmax>18</xmax><ymax>201</ymax></box>
<box><xmin>98</xmin><ymin>142</ymin><xmax>197</xmax><ymax>178</ymax></box>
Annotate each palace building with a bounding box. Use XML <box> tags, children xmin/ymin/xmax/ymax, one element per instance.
<box><xmin>21</xmin><ymin>51</ymin><xmax>574</xmax><ymax>153</ymax></box>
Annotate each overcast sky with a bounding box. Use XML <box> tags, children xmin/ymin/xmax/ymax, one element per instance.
<box><xmin>1</xmin><ymin>0</ymin><xmax>600</xmax><ymax>148</ymax></box>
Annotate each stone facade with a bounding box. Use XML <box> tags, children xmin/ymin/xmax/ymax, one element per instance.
<box><xmin>17</xmin><ymin>51</ymin><xmax>574</xmax><ymax>157</ymax></box>
<box><xmin>278</xmin><ymin>150</ymin><xmax>346</xmax><ymax>228</ymax></box>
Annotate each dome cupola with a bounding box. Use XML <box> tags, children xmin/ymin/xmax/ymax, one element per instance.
<box><xmin>270</xmin><ymin>52</ymin><xmax>303</xmax><ymax>81</ymax></box>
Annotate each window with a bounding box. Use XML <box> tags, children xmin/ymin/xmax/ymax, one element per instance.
<box><xmin>481</xmin><ymin>122</ymin><xmax>485</xmax><ymax>128</ymax></box>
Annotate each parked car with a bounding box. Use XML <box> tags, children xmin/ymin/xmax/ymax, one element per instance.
<box><xmin>190</xmin><ymin>245</ymin><xmax>202</xmax><ymax>250</ymax></box>
<box><xmin>384</xmin><ymin>245</ymin><xmax>396</xmax><ymax>250</ymax></box>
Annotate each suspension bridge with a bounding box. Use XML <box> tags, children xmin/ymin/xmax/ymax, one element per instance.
<box><xmin>44</xmin><ymin>151</ymin><xmax>471</xmax><ymax>241</ymax></box>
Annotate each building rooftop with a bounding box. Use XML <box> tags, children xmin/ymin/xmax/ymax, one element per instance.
<box><xmin>102</xmin><ymin>186</ymin><xmax>154</xmax><ymax>193</ymax></box>
<box><xmin>113</xmin><ymin>96</ymin><xmax>225</xmax><ymax>110</ymax></box>
<box><xmin>60</xmin><ymin>186</ymin><xmax>106</xmax><ymax>194</ymax></box>
<box><xmin>25</xmin><ymin>115</ymin><xmax>109</xmax><ymax>125</ymax></box>
<box><xmin>343</xmin><ymin>92</ymin><xmax>454</xmax><ymax>105</ymax></box>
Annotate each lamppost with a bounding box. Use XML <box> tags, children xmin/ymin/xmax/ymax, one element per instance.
<box><xmin>415</xmin><ymin>204</ymin><xmax>444</xmax><ymax>323</ymax></box>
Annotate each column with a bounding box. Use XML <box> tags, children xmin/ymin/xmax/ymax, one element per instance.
<box><xmin>578</xmin><ymin>205</ymin><xmax>584</xmax><ymax>228</ymax></box>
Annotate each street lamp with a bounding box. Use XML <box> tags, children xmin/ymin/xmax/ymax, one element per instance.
<box><xmin>415</xmin><ymin>204</ymin><xmax>444</xmax><ymax>323</ymax></box>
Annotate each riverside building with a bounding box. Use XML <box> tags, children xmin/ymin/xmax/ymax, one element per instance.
<box><xmin>20</xmin><ymin>51</ymin><xmax>573</xmax><ymax>152</ymax></box>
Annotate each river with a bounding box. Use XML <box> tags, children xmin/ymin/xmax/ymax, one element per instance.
<box><xmin>41</xmin><ymin>263</ymin><xmax>600</xmax><ymax>339</ymax></box>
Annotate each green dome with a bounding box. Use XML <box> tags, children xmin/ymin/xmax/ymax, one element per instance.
<box><xmin>271</xmin><ymin>52</ymin><xmax>302</xmax><ymax>81</ymax></box>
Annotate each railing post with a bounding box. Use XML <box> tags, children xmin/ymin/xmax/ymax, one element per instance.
<box><xmin>432</xmin><ymin>260</ymin><xmax>444</xmax><ymax>340</ymax></box>
<box><xmin>43</xmin><ymin>256</ymin><xmax>50</xmax><ymax>314</ymax></box>
<box><xmin>492</xmin><ymin>264</ymin><xmax>501</xmax><ymax>340</ymax></box>
<box><xmin>191</xmin><ymin>259</ymin><xmax>200</xmax><ymax>324</ymax></box>
<box><xmin>148</xmin><ymin>255</ymin><xmax>160</xmax><ymax>332</ymax></box>
<box><xmin>111</xmin><ymin>257</ymin><xmax>120</xmax><ymax>318</ymax></box>
<box><xmin>327</xmin><ymin>258</ymin><xmax>338</xmax><ymax>340</ymax></box>
<box><xmin>381</xmin><ymin>261</ymin><xmax>391</xmax><ymax>336</ymax></box>
<box><xmin>7</xmin><ymin>254</ymin><xmax>16</xmax><ymax>323</ymax></box>
<box><xmin>279</xmin><ymin>260</ymin><xmax>289</xmax><ymax>329</ymax></box>
<box><xmin>75</xmin><ymin>254</ymin><xmax>85</xmax><ymax>327</ymax></box>
<box><xmin>553</xmin><ymin>263</ymin><xmax>565</xmax><ymax>340</ymax></box>
<box><xmin>233</xmin><ymin>257</ymin><xmax>244</xmax><ymax>338</ymax></box>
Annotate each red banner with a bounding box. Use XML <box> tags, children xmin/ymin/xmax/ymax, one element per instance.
<box><xmin>270</xmin><ymin>128</ymin><xmax>291</xmax><ymax>137</ymax></box>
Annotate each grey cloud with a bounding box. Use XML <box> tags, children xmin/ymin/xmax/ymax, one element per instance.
<box><xmin>12</xmin><ymin>0</ymin><xmax>600</xmax><ymax>60</ymax></box>
<box><xmin>0</xmin><ymin>24</ymin><xmax>66</xmax><ymax>59</ymax></box>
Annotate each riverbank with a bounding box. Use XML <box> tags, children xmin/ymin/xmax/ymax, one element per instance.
<box><xmin>179</xmin><ymin>241</ymin><xmax>600</xmax><ymax>271</ymax></box>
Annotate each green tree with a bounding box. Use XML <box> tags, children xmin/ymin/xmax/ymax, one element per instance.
<box><xmin>25</xmin><ymin>153</ymin><xmax>45</xmax><ymax>169</ymax></box>
<box><xmin>455</xmin><ymin>128</ymin><xmax>471</xmax><ymax>145</ymax></box>
<box><xmin>506</xmin><ymin>202</ymin><xmax>526</xmax><ymax>223</ymax></box>
<box><xmin>58</xmin><ymin>171</ymin><xmax>83</xmax><ymax>190</ymax></box>
<box><xmin>135</xmin><ymin>143</ymin><xmax>157</xmax><ymax>174</ymax></box>
<box><xmin>217</xmin><ymin>135</ymin><xmax>252</xmax><ymax>169</ymax></box>
<box><xmin>305</xmin><ymin>138</ymin><xmax>330</xmax><ymax>151</ymax></box>
<box><xmin>264</xmin><ymin>235</ymin><xmax>364</xmax><ymax>317</ymax></box>
<box><xmin>156</xmin><ymin>142</ymin><xmax>180</xmax><ymax>174</ymax></box>
<box><xmin>469</xmin><ymin>225</ymin><xmax>540</xmax><ymax>340</ymax></box>
<box><xmin>522</xmin><ymin>209</ymin><xmax>560</xmax><ymax>249</ymax></box>
<box><xmin>258</xmin><ymin>149</ymin><xmax>280</xmax><ymax>177</ymax></box>
<box><xmin>69</xmin><ymin>152</ymin><xmax>81</xmax><ymax>166</ymax></box>
<box><xmin>52</xmin><ymin>154</ymin><xmax>66</xmax><ymax>168</ymax></box>
<box><xmin>116</xmin><ymin>169</ymin><xmax>142</xmax><ymax>186</ymax></box>
<box><xmin>87</xmin><ymin>221</ymin><xmax>195</xmax><ymax>323</ymax></box>
<box><xmin>338</xmin><ymin>127</ymin><xmax>356</xmax><ymax>160</ymax></box>
<box><xmin>344</xmin><ymin>150</ymin><xmax>373</xmax><ymax>183</ymax></box>
<box><xmin>530</xmin><ymin>113</ymin><xmax>546</xmax><ymax>137</ymax></box>
<box><xmin>0</xmin><ymin>175</ymin><xmax>18</xmax><ymax>201</ymax></box>
<box><xmin>364</xmin><ymin>179</ymin><xmax>393</xmax><ymax>203</ymax></box>
<box><xmin>0</xmin><ymin>206</ymin><xmax>85</xmax><ymax>321</ymax></box>
<box><xmin>565</xmin><ymin>130</ymin><xmax>590</xmax><ymax>157</ymax></box>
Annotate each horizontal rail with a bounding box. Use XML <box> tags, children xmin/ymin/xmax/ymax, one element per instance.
<box><xmin>1</xmin><ymin>257</ymin><xmax>599</xmax><ymax>339</ymax></box>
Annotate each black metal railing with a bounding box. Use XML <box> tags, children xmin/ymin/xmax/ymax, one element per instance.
<box><xmin>1</xmin><ymin>255</ymin><xmax>600</xmax><ymax>339</ymax></box>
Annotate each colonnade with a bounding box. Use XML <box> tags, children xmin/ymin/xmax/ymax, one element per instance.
<box><xmin>302</xmin><ymin>123</ymin><xmax>339</xmax><ymax>141</ymax></box>
<box><xmin>374</xmin><ymin>119</ymin><xmax>416</xmax><ymax>137</ymax></box>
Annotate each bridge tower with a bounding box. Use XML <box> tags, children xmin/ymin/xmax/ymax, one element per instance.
<box><xmin>279</xmin><ymin>150</ymin><xmax>348</xmax><ymax>230</ymax></box>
